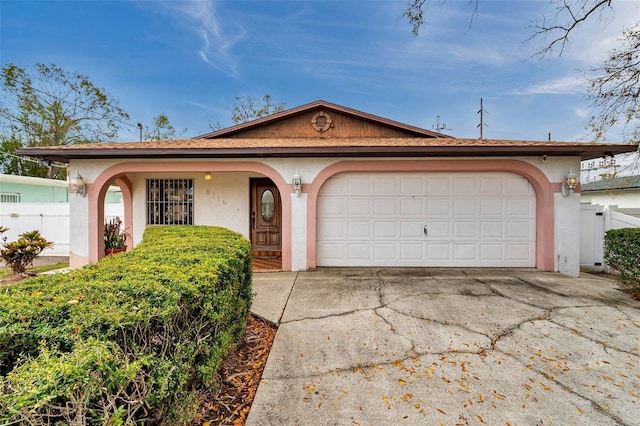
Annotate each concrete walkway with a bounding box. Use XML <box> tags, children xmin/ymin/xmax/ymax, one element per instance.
<box><xmin>248</xmin><ymin>268</ymin><xmax>640</xmax><ymax>426</ymax></box>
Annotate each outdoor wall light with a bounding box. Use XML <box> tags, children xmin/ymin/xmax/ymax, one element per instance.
<box><xmin>561</xmin><ymin>169</ymin><xmax>578</xmax><ymax>197</ymax></box>
<box><xmin>70</xmin><ymin>172</ymin><xmax>87</xmax><ymax>197</ymax></box>
<box><xmin>204</xmin><ymin>172</ymin><xmax>212</xmax><ymax>181</ymax></box>
<box><xmin>292</xmin><ymin>171</ymin><xmax>302</xmax><ymax>197</ymax></box>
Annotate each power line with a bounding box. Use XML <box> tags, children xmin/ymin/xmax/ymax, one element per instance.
<box><xmin>1</xmin><ymin>79</ymin><xmax>138</xmax><ymax>134</ymax></box>
<box><xmin>0</xmin><ymin>151</ymin><xmax>67</xmax><ymax>169</ymax></box>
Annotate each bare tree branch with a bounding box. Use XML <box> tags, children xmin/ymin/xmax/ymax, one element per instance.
<box><xmin>528</xmin><ymin>0</ymin><xmax>613</xmax><ymax>57</ymax></box>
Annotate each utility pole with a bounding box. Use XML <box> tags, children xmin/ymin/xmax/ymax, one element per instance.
<box><xmin>477</xmin><ymin>98</ymin><xmax>488</xmax><ymax>139</ymax></box>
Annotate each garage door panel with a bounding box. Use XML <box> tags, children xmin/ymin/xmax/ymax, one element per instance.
<box><xmin>480</xmin><ymin>176</ymin><xmax>505</xmax><ymax>193</ymax></box>
<box><xmin>318</xmin><ymin>220</ymin><xmax>345</xmax><ymax>238</ymax></box>
<box><xmin>506</xmin><ymin>244</ymin><xmax>533</xmax><ymax>260</ymax></box>
<box><xmin>401</xmin><ymin>177</ymin><xmax>424</xmax><ymax>194</ymax></box>
<box><xmin>374</xmin><ymin>221</ymin><xmax>397</xmax><ymax>238</ymax></box>
<box><xmin>480</xmin><ymin>244</ymin><xmax>504</xmax><ymax>260</ymax></box>
<box><xmin>454</xmin><ymin>244</ymin><xmax>477</xmax><ymax>260</ymax></box>
<box><xmin>348</xmin><ymin>243</ymin><xmax>371</xmax><ymax>260</ymax></box>
<box><xmin>453</xmin><ymin>176</ymin><xmax>477</xmax><ymax>194</ymax></box>
<box><xmin>427</xmin><ymin>199</ymin><xmax>450</xmax><ymax>216</ymax></box>
<box><xmin>426</xmin><ymin>221</ymin><xmax>450</xmax><ymax>238</ymax></box>
<box><xmin>427</xmin><ymin>177</ymin><xmax>450</xmax><ymax>194</ymax></box>
<box><xmin>507</xmin><ymin>221</ymin><xmax>534</xmax><ymax>238</ymax></box>
<box><xmin>347</xmin><ymin>177</ymin><xmax>371</xmax><ymax>194</ymax></box>
<box><xmin>454</xmin><ymin>222</ymin><xmax>477</xmax><ymax>239</ymax></box>
<box><xmin>480</xmin><ymin>222</ymin><xmax>504</xmax><ymax>239</ymax></box>
<box><xmin>508</xmin><ymin>176</ymin><xmax>534</xmax><ymax>194</ymax></box>
<box><xmin>317</xmin><ymin>172</ymin><xmax>535</xmax><ymax>267</ymax></box>
<box><xmin>400</xmin><ymin>198</ymin><xmax>424</xmax><ymax>216</ymax></box>
<box><xmin>453</xmin><ymin>199</ymin><xmax>477</xmax><ymax>216</ymax></box>
<box><xmin>374</xmin><ymin>177</ymin><xmax>397</xmax><ymax>194</ymax></box>
<box><xmin>348</xmin><ymin>199</ymin><xmax>371</xmax><ymax>216</ymax></box>
<box><xmin>348</xmin><ymin>221</ymin><xmax>371</xmax><ymax>238</ymax></box>
<box><xmin>401</xmin><ymin>221</ymin><xmax>423</xmax><ymax>238</ymax></box>
<box><xmin>374</xmin><ymin>199</ymin><xmax>397</xmax><ymax>216</ymax></box>
<box><xmin>427</xmin><ymin>243</ymin><xmax>450</xmax><ymax>260</ymax></box>
<box><xmin>507</xmin><ymin>198</ymin><xmax>534</xmax><ymax>216</ymax></box>
<box><xmin>317</xmin><ymin>243</ymin><xmax>345</xmax><ymax>261</ymax></box>
<box><xmin>480</xmin><ymin>198</ymin><xmax>505</xmax><ymax>216</ymax></box>
<box><xmin>318</xmin><ymin>198</ymin><xmax>345</xmax><ymax>216</ymax></box>
<box><xmin>375</xmin><ymin>244</ymin><xmax>398</xmax><ymax>260</ymax></box>
<box><xmin>401</xmin><ymin>243</ymin><xmax>424</xmax><ymax>260</ymax></box>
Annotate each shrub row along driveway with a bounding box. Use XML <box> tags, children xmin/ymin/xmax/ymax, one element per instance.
<box><xmin>248</xmin><ymin>268</ymin><xmax>640</xmax><ymax>425</ymax></box>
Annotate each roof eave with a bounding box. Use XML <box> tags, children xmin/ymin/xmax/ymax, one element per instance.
<box><xmin>17</xmin><ymin>144</ymin><xmax>636</xmax><ymax>163</ymax></box>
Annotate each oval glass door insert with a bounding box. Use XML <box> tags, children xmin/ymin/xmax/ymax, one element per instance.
<box><xmin>261</xmin><ymin>189</ymin><xmax>275</xmax><ymax>222</ymax></box>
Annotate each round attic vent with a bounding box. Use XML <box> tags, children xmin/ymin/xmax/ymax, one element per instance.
<box><xmin>311</xmin><ymin>111</ymin><xmax>332</xmax><ymax>132</ymax></box>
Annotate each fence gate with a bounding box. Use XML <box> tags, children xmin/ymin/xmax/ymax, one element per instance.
<box><xmin>579</xmin><ymin>204</ymin><xmax>605</xmax><ymax>272</ymax></box>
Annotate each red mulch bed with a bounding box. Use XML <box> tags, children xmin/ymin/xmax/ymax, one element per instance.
<box><xmin>190</xmin><ymin>315</ymin><xmax>277</xmax><ymax>425</ymax></box>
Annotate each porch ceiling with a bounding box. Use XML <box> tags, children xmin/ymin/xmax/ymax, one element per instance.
<box><xmin>17</xmin><ymin>137</ymin><xmax>638</xmax><ymax>163</ymax></box>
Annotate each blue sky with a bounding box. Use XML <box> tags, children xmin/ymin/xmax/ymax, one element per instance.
<box><xmin>1</xmin><ymin>0</ymin><xmax>638</xmax><ymax>144</ymax></box>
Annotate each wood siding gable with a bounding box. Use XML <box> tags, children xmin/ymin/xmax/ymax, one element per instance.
<box><xmin>198</xmin><ymin>100</ymin><xmax>449</xmax><ymax>139</ymax></box>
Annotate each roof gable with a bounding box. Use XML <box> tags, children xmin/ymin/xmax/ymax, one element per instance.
<box><xmin>197</xmin><ymin>100</ymin><xmax>449</xmax><ymax>139</ymax></box>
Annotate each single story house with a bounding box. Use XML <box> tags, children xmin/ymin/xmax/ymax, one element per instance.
<box><xmin>581</xmin><ymin>175</ymin><xmax>640</xmax><ymax>217</ymax></box>
<box><xmin>0</xmin><ymin>173</ymin><xmax>69</xmax><ymax>203</ymax></box>
<box><xmin>0</xmin><ymin>173</ymin><xmax>124</xmax><ymax>204</ymax></box>
<box><xmin>18</xmin><ymin>100</ymin><xmax>638</xmax><ymax>276</ymax></box>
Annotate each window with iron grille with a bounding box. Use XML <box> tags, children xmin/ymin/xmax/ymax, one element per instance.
<box><xmin>0</xmin><ymin>193</ymin><xmax>20</xmax><ymax>203</ymax></box>
<box><xmin>146</xmin><ymin>179</ymin><xmax>194</xmax><ymax>225</ymax></box>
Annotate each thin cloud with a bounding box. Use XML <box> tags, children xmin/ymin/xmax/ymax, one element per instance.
<box><xmin>157</xmin><ymin>1</ymin><xmax>245</xmax><ymax>76</ymax></box>
<box><xmin>571</xmin><ymin>107</ymin><xmax>589</xmax><ymax>119</ymax></box>
<box><xmin>508</xmin><ymin>75</ymin><xmax>586</xmax><ymax>95</ymax></box>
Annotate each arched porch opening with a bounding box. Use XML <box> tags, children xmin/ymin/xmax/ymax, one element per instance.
<box><xmin>86</xmin><ymin>162</ymin><xmax>292</xmax><ymax>270</ymax></box>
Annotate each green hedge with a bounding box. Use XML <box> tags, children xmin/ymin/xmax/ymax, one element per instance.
<box><xmin>604</xmin><ymin>228</ymin><xmax>640</xmax><ymax>296</ymax></box>
<box><xmin>0</xmin><ymin>226</ymin><xmax>252</xmax><ymax>424</ymax></box>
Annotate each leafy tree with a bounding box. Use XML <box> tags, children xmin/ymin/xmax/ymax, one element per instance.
<box><xmin>0</xmin><ymin>63</ymin><xmax>130</xmax><ymax>178</ymax></box>
<box><xmin>144</xmin><ymin>113</ymin><xmax>186</xmax><ymax>141</ymax></box>
<box><xmin>231</xmin><ymin>94</ymin><xmax>286</xmax><ymax>125</ymax></box>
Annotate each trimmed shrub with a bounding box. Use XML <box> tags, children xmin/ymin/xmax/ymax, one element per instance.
<box><xmin>1</xmin><ymin>229</ymin><xmax>53</xmax><ymax>273</ymax></box>
<box><xmin>0</xmin><ymin>226</ymin><xmax>252</xmax><ymax>425</ymax></box>
<box><xmin>604</xmin><ymin>228</ymin><xmax>640</xmax><ymax>296</ymax></box>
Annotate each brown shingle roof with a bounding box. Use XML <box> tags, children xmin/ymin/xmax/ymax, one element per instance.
<box><xmin>17</xmin><ymin>137</ymin><xmax>638</xmax><ymax>162</ymax></box>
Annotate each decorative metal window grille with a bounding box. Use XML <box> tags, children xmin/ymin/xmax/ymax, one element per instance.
<box><xmin>146</xmin><ymin>179</ymin><xmax>194</xmax><ymax>225</ymax></box>
<box><xmin>0</xmin><ymin>193</ymin><xmax>21</xmax><ymax>203</ymax></box>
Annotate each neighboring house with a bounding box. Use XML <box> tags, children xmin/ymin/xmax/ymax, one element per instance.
<box><xmin>0</xmin><ymin>173</ymin><xmax>69</xmax><ymax>203</ymax></box>
<box><xmin>0</xmin><ymin>173</ymin><xmax>123</xmax><ymax>204</ymax></box>
<box><xmin>17</xmin><ymin>100</ymin><xmax>638</xmax><ymax>276</ymax></box>
<box><xmin>581</xmin><ymin>175</ymin><xmax>640</xmax><ymax>217</ymax></box>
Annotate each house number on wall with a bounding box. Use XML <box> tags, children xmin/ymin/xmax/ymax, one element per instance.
<box><xmin>311</xmin><ymin>111</ymin><xmax>332</xmax><ymax>132</ymax></box>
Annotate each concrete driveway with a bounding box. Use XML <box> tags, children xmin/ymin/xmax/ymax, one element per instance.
<box><xmin>247</xmin><ymin>269</ymin><xmax>640</xmax><ymax>425</ymax></box>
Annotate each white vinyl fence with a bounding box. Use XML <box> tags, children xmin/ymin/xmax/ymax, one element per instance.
<box><xmin>0</xmin><ymin>203</ymin><xmax>124</xmax><ymax>256</ymax></box>
<box><xmin>580</xmin><ymin>204</ymin><xmax>640</xmax><ymax>272</ymax></box>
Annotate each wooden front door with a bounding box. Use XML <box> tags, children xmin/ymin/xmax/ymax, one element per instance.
<box><xmin>250</xmin><ymin>178</ymin><xmax>281</xmax><ymax>254</ymax></box>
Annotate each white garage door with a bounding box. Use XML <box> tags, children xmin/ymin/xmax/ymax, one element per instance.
<box><xmin>317</xmin><ymin>172</ymin><xmax>536</xmax><ymax>267</ymax></box>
